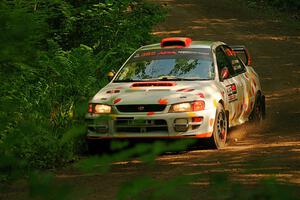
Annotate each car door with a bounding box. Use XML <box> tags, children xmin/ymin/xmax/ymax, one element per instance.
<box><xmin>229</xmin><ymin>46</ymin><xmax>256</xmax><ymax>122</ymax></box>
<box><xmin>216</xmin><ymin>46</ymin><xmax>244</xmax><ymax>126</ymax></box>
<box><xmin>225</xmin><ymin>45</ymin><xmax>257</xmax><ymax>124</ymax></box>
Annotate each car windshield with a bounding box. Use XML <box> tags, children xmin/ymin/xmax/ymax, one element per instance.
<box><xmin>114</xmin><ymin>48</ymin><xmax>214</xmax><ymax>82</ymax></box>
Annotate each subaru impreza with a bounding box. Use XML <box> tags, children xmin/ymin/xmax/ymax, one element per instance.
<box><xmin>86</xmin><ymin>37</ymin><xmax>265</xmax><ymax>150</ymax></box>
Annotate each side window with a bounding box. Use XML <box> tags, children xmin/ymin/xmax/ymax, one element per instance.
<box><xmin>233</xmin><ymin>58</ymin><xmax>246</xmax><ymax>74</ymax></box>
<box><xmin>223</xmin><ymin>46</ymin><xmax>246</xmax><ymax>74</ymax></box>
<box><xmin>216</xmin><ymin>47</ymin><xmax>235</xmax><ymax>80</ymax></box>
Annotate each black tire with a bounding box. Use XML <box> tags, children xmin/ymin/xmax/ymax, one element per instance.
<box><xmin>86</xmin><ymin>139</ymin><xmax>110</xmax><ymax>155</ymax></box>
<box><xmin>208</xmin><ymin>103</ymin><xmax>228</xmax><ymax>149</ymax></box>
<box><xmin>249</xmin><ymin>94</ymin><xmax>265</xmax><ymax>124</ymax></box>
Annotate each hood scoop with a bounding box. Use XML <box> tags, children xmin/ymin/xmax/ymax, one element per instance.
<box><xmin>131</xmin><ymin>82</ymin><xmax>176</xmax><ymax>87</ymax></box>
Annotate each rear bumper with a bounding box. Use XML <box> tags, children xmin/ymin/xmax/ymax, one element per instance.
<box><xmin>85</xmin><ymin>109</ymin><xmax>216</xmax><ymax>139</ymax></box>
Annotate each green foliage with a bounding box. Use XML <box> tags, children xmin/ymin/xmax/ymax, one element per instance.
<box><xmin>0</xmin><ymin>0</ymin><xmax>164</xmax><ymax>174</ymax></box>
<box><xmin>29</xmin><ymin>171</ymin><xmax>81</xmax><ymax>200</ymax></box>
<box><xmin>0</xmin><ymin>1</ymin><xmax>48</xmax><ymax>64</ymax></box>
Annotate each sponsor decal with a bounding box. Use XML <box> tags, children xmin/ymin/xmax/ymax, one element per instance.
<box><xmin>231</xmin><ymin>59</ymin><xmax>240</xmax><ymax>65</ymax></box>
<box><xmin>158</xmin><ymin>51</ymin><xmax>177</xmax><ymax>55</ymax></box>
<box><xmin>233</xmin><ymin>63</ymin><xmax>242</xmax><ymax>71</ymax></box>
<box><xmin>142</xmin><ymin>52</ymin><xmax>156</xmax><ymax>57</ymax></box>
<box><xmin>147</xmin><ymin>112</ymin><xmax>155</xmax><ymax>116</ymax></box>
<box><xmin>226</xmin><ymin>83</ymin><xmax>238</xmax><ymax>102</ymax></box>
<box><xmin>133</xmin><ymin>49</ymin><xmax>210</xmax><ymax>59</ymax></box>
<box><xmin>113</xmin><ymin>98</ymin><xmax>122</xmax><ymax>104</ymax></box>
<box><xmin>177</xmin><ymin>50</ymin><xmax>209</xmax><ymax>55</ymax></box>
<box><xmin>176</xmin><ymin>88</ymin><xmax>195</xmax><ymax>92</ymax></box>
<box><xmin>158</xmin><ymin>98</ymin><xmax>168</xmax><ymax>104</ymax></box>
<box><xmin>197</xmin><ymin>92</ymin><xmax>205</xmax><ymax>98</ymax></box>
<box><xmin>213</xmin><ymin>99</ymin><xmax>218</xmax><ymax>108</ymax></box>
<box><xmin>225</xmin><ymin>49</ymin><xmax>236</xmax><ymax>56</ymax></box>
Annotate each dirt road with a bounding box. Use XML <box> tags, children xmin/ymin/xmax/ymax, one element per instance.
<box><xmin>3</xmin><ymin>0</ymin><xmax>300</xmax><ymax>199</ymax></box>
<box><xmin>64</xmin><ymin>1</ymin><xmax>300</xmax><ymax>199</ymax></box>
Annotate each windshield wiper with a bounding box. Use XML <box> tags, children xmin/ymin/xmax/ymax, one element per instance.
<box><xmin>142</xmin><ymin>77</ymin><xmax>210</xmax><ymax>81</ymax></box>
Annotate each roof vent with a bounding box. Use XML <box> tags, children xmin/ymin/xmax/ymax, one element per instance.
<box><xmin>160</xmin><ymin>37</ymin><xmax>192</xmax><ymax>48</ymax></box>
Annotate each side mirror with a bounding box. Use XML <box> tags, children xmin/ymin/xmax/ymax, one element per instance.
<box><xmin>220</xmin><ymin>67</ymin><xmax>230</xmax><ymax>80</ymax></box>
<box><xmin>107</xmin><ymin>71</ymin><xmax>115</xmax><ymax>81</ymax></box>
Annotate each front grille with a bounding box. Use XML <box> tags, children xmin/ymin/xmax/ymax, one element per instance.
<box><xmin>115</xmin><ymin>118</ymin><xmax>168</xmax><ymax>133</ymax></box>
<box><xmin>116</xmin><ymin>104</ymin><xmax>166</xmax><ymax>113</ymax></box>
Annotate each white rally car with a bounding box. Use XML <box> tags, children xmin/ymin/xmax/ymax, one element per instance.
<box><xmin>86</xmin><ymin>37</ymin><xmax>265</xmax><ymax>149</ymax></box>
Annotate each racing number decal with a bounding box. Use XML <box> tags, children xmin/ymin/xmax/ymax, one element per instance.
<box><xmin>226</xmin><ymin>83</ymin><xmax>238</xmax><ymax>102</ymax></box>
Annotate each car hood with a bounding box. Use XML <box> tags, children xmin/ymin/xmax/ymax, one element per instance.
<box><xmin>90</xmin><ymin>81</ymin><xmax>219</xmax><ymax>106</ymax></box>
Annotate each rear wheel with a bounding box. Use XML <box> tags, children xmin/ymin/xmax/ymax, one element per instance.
<box><xmin>249</xmin><ymin>94</ymin><xmax>265</xmax><ymax>124</ymax></box>
<box><xmin>208</xmin><ymin>103</ymin><xmax>228</xmax><ymax>149</ymax></box>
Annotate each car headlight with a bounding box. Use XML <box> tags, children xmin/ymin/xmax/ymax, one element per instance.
<box><xmin>88</xmin><ymin>104</ymin><xmax>111</xmax><ymax>114</ymax></box>
<box><xmin>169</xmin><ymin>101</ymin><xmax>205</xmax><ymax>112</ymax></box>
<box><xmin>171</xmin><ymin>103</ymin><xmax>191</xmax><ymax>112</ymax></box>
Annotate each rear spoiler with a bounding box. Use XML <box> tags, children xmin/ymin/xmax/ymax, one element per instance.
<box><xmin>229</xmin><ymin>45</ymin><xmax>251</xmax><ymax>66</ymax></box>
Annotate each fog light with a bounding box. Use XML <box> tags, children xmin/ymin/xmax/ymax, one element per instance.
<box><xmin>192</xmin><ymin>117</ymin><xmax>203</xmax><ymax>123</ymax></box>
<box><xmin>174</xmin><ymin>118</ymin><xmax>189</xmax><ymax>132</ymax></box>
<box><xmin>191</xmin><ymin>117</ymin><xmax>203</xmax><ymax>130</ymax></box>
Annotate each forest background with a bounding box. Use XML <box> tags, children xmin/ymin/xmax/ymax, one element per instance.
<box><xmin>0</xmin><ymin>0</ymin><xmax>299</xmax><ymax>190</ymax></box>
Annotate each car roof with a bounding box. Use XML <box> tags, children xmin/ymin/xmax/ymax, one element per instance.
<box><xmin>139</xmin><ymin>40</ymin><xmax>224</xmax><ymax>51</ymax></box>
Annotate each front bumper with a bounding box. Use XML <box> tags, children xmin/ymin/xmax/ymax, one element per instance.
<box><xmin>86</xmin><ymin>108</ymin><xmax>216</xmax><ymax>139</ymax></box>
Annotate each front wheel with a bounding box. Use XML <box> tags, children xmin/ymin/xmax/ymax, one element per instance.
<box><xmin>208</xmin><ymin>103</ymin><xmax>228</xmax><ymax>149</ymax></box>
